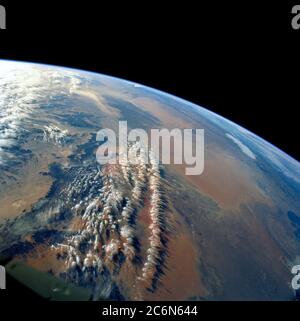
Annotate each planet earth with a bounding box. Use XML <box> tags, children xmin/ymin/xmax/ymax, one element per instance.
<box><xmin>0</xmin><ymin>60</ymin><xmax>299</xmax><ymax>301</ymax></box>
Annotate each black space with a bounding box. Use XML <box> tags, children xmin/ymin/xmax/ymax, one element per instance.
<box><xmin>0</xmin><ymin>2</ymin><xmax>297</xmax><ymax>160</ymax></box>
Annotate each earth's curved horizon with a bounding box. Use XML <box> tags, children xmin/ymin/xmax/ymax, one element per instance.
<box><xmin>0</xmin><ymin>60</ymin><xmax>299</xmax><ymax>300</ymax></box>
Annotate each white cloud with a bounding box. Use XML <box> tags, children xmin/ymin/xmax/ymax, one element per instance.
<box><xmin>226</xmin><ymin>133</ymin><xmax>256</xmax><ymax>160</ymax></box>
<box><xmin>0</xmin><ymin>60</ymin><xmax>83</xmax><ymax>166</ymax></box>
<box><xmin>133</xmin><ymin>83</ymin><xmax>143</xmax><ymax>88</ymax></box>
